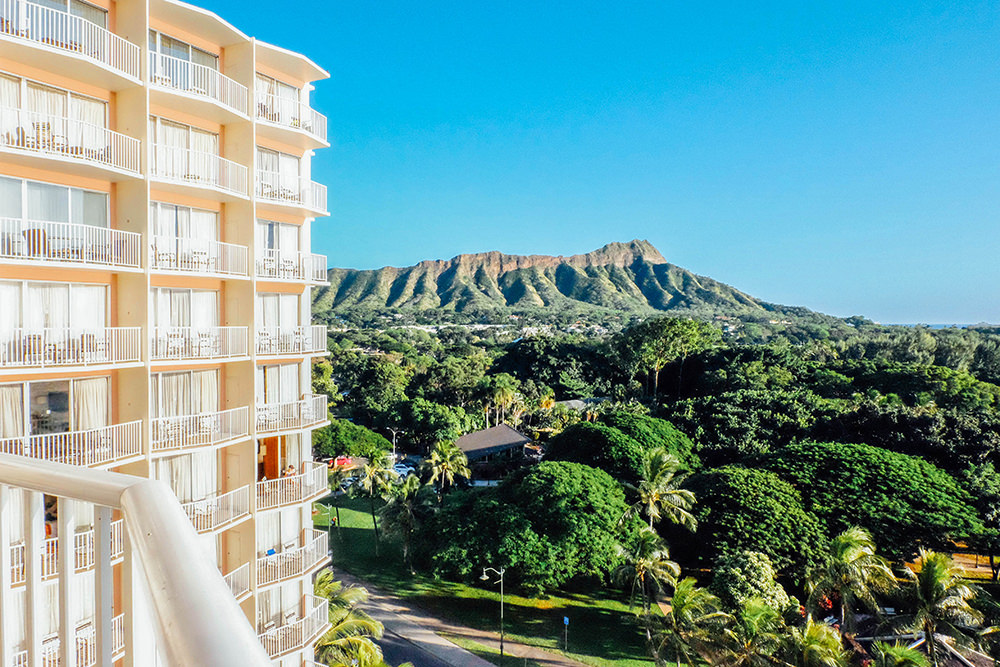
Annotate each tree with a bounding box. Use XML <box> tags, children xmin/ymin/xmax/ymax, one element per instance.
<box><xmin>545</xmin><ymin>422</ymin><xmax>648</xmax><ymax>484</ymax></box>
<box><xmin>424</xmin><ymin>440</ymin><xmax>470</xmax><ymax>498</ymax></box>
<box><xmin>315</xmin><ymin>419</ymin><xmax>391</xmax><ymax>460</ymax></box>
<box><xmin>623</xmin><ymin>447</ymin><xmax>697</xmax><ymax>531</ymax></box>
<box><xmin>782</xmin><ymin>617</ymin><xmax>847</xmax><ymax>667</ymax></box>
<box><xmin>618</xmin><ymin>317</ymin><xmax>720</xmax><ymax>397</ymax></box>
<box><xmin>871</xmin><ymin>642</ymin><xmax>930</xmax><ymax>667</ymax></box>
<box><xmin>895</xmin><ymin>549</ymin><xmax>984</xmax><ymax>666</ymax></box>
<box><xmin>709</xmin><ymin>598</ymin><xmax>787</xmax><ymax>667</ymax></box>
<box><xmin>389</xmin><ymin>398</ymin><xmax>468</xmax><ymax>451</ymax></box>
<box><xmin>599</xmin><ymin>411</ymin><xmax>701</xmax><ymax>471</ymax></box>
<box><xmin>357</xmin><ymin>457</ymin><xmax>397</xmax><ymax>553</ymax></box>
<box><xmin>314</xmin><ymin>570</ymin><xmax>385</xmax><ymax>667</ymax></box>
<box><xmin>710</xmin><ymin>551</ymin><xmax>793</xmax><ymax>613</ymax></box>
<box><xmin>658</xmin><ymin>577</ymin><xmax>726</xmax><ymax>667</ymax></box>
<box><xmin>379</xmin><ymin>474</ymin><xmax>435</xmax><ymax>572</ymax></box>
<box><xmin>614</xmin><ymin>526</ymin><xmax>681</xmax><ymax>653</ymax></box>
<box><xmin>806</xmin><ymin>527</ymin><xmax>896</xmax><ymax>633</ymax></box>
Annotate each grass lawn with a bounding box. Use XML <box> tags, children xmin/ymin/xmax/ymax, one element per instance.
<box><xmin>439</xmin><ymin>633</ymin><xmax>547</xmax><ymax>667</ymax></box>
<box><xmin>314</xmin><ymin>495</ymin><xmax>655</xmax><ymax>667</ymax></box>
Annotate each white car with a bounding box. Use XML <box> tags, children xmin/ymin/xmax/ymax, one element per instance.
<box><xmin>392</xmin><ymin>463</ymin><xmax>415</xmax><ymax>478</ymax></box>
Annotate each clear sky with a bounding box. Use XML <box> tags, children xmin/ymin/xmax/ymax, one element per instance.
<box><xmin>205</xmin><ymin>0</ymin><xmax>999</xmax><ymax>323</ymax></box>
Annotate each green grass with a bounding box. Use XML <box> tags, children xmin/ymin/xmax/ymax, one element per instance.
<box><xmin>314</xmin><ymin>495</ymin><xmax>655</xmax><ymax>667</ymax></box>
<box><xmin>439</xmin><ymin>633</ymin><xmax>547</xmax><ymax>667</ymax></box>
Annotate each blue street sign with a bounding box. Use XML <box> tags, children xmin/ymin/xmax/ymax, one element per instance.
<box><xmin>563</xmin><ymin>616</ymin><xmax>569</xmax><ymax>626</ymax></box>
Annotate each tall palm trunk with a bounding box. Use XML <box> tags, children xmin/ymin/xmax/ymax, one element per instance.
<box><xmin>369</xmin><ymin>496</ymin><xmax>380</xmax><ymax>555</ymax></box>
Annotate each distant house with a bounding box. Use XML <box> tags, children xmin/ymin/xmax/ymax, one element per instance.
<box><xmin>455</xmin><ymin>425</ymin><xmax>532</xmax><ymax>463</ymax></box>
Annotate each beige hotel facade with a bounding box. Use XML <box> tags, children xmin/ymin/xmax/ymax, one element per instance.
<box><xmin>0</xmin><ymin>0</ymin><xmax>333</xmax><ymax>663</ymax></box>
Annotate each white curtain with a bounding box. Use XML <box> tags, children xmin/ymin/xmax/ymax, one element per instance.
<box><xmin>193</xmin><ymin>370</ymin><xmax>218</xmax><ymax>413</ymax></box>
<box><xmin>73</xmin><ymin>377</ymin><xmax>107</xmax><ymax>431</ymax></box>
<box><xmin>43</xmin><ymin>581</ymin><xmax>59</xmax><ymax>636</ymax></box>
<box><xmin>279</xmin><ymin>295</ymin><xmax>297</xmax><ymax>328</ymax></box>
<box><xmin>190</xmin><ymin>128</ymin><xmax>218</xmax><ymax>181</ymax></box>
<box><xmin>155</xmin><ymin>455</ymin><xmax>191</xmax><ymax>502</ymax></box>
<box><xmin>154</xmin><ymin>289</ymin><xmax>172</xmax><ymax>329</ymax></box>
<box><xmin>276</xmin><ymin>81</ymin><xmax>298</xmax><ymax>124</ymax></box>
<box><xmin>72</xmin><ymin>570</ymin><xmax>95</xmax><ymax>625</ymax></box>
<box><xmin>256</xmin><ymin>512</ymin><xmax>279</xmax><ymax>553</ymax></box>
<box><xmin>278</xmin><ymin>223</ymin><xmax>298</xmax><ymax>253</ymax></box>
<box><xmin>256</xmin><ymin>367</ymin><xmax>266</xmax><ymax>405</ymax></box>
<box><xmin>10</xmin><ymin>589</ymin><xmax>26</xmax><ymax>649</ymax></box>
<box><xmin>278</xmin><ymin>153</ymin><xmax>299</xmax><ymax>193</ymax></box>
<box><xmin>190</xmin><ymin>209</ymin><xmax>217</xmax><ymax>241</ymax></box>
<box><xmin>26</xmin><ymin>284</ymin><xmax>69</xmax><ymax>330</ymax></box>
<box><xmin>263</xmin><ymin>366</ymin><xmax>279</xmax><ymax>404</ymax></box>
<box><xmin>160</xmin><ymin>373</ymin><xmax>190</xmax><ymax>417</ymax></box>
<box><xmin>170</xmin><ymin>290</ymin><xmax>191</xmax><ymax>327</ymax></box>
<box><xmin>0</xmin><ymin>282</ymin><xmax>20</xmax><ymax>333</ymax></box>
<box><xmin>191</xmin><ymin>450</ymin><xmax>215</xmax><ymax>501</ymax></box>
<box><xmin>69</xmin><ymin>94</ymin><xmax>105</xmax><ymax>151</ymax></box>
<box><xmin>191</xmin><ymin>291</ymin><xmax>217</xmax><ymax>329</ymax></box>
<box><xmin>26</xmin><ymin>84</ymin><xmax>66</xmax><ymax>144</ymax></box>
<box><xmin>279</xmin><ymin>364</ymin><xmax>298</xmax><ymax>402</ymax></box>
<box><xmin>0</xmin><ymin>384</ymin><xmax>24</xmax><ymax>437</ymax></box>
<box><xmin>70</xmin><ymin>284</ymin><xmax>106</xmax><ymax>331</ymax></box>
<box><xmin>158</xmin><ymin>120</ymin><xmax>188</xmax><ymax>178</ymax></box>
<box><xmin>259</xmin><ymin>294</ymin><xmax>278</xmax><ymax>328</ymax></box>
<box><xmin>285</xmin><ymin>434</ymin><xmax>302</xmax><ymax>468</ymax></box>
<box><xmin>0</xmin><ymin>75</ymin><xmax>19</xmax><ymax>137</ymax></box>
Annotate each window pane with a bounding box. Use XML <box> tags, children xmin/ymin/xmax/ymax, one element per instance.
<box><xmin>69</xmin><ymin>0</ymin><xmax>106</xmax><ymax>28</ymax></box>
<box><xmin>191</xmin><ymin>48</ymin><xmax>217</xmax><ymax>70</ymax></box>
<box><xmin>27</xmin><ymin>182</ymin><xmax>69</xmax><ymax>222</ymax></box>
<box><xmin>0</xmin><ymin>177</ymin><xmax>21</xmax><ymax>218</ymax></box>
<box><xmin>30</xmin><ymin>380</ymin><xmax>71</xmax><ymax>435</ymax></box>
<box><xmin>161</xmin><ymin>35</ymin><xmax>189</xmax><ymax>61</ymax></box>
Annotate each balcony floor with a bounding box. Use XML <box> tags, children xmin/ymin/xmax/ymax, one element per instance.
<box><xmin>149</xmin><ymin>86</ymin><xmax>249</xmax><ymax>125</ymax></box>
<box><xmin>0</xmin><ymin>34</ymin><xmax>140</xmax><ymax>91</ymax></box>
<box><xmin>0</xmin><ymin>142</ymin><xmax>141</xmax><ymax>182</ymax></box>
<box><xmin>255</xmin><ymin>119</ymin><xmax>328</xmax><ymax>152</ymax></box>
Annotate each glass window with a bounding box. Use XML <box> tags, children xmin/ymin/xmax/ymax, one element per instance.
<box><xmin>0</xmin><ymin>177</ymin><xmax>21</xmax><ymax>218</ymax></box>
<box><xmin>68</xmin><ymin>0</ymin><xmax>106</xmax><ymax>28</ymax></box>
<box><xmin>30</xmin><ymin>380</ymin><xmax>70</xmax><ymax>435</ymax></box>
<box><xmin>27</xmin><ymin>182</ymin><xmax>69</xmax><ymax>223</ymax></box>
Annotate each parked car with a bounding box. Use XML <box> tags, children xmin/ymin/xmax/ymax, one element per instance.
<box><xmin>392</xmin><ymin>463</ymin><xmax>415</xmax><ymax>478</ymax></box>
<box><xmin>332</xmin><ymin>455</ymin><xmax>353</xmax><ymax>468</ymax></box>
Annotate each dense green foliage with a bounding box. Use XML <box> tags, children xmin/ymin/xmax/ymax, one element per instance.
<box><xmin>544</xmin><ymin>422</ymin><xmax>650</xmax><ymax>484</ymax></box>
<box><xmin>314</xmin><ymin>418</ymin><xmax>391</xmax><ymax>460</ymax></box>
<box><xmin>709</xmin><ymin>551</ymin><xmax>793</xmax><ymax>612</ymax></box>
<box><xmin>598</xmin><ymin>412</ymin><xmax>701</xmax><ymax>470</ymax></box>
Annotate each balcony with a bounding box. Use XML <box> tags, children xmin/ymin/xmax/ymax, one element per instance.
<box><xmin>256</xmin><ymin>529</ymin><xmax>328</xmax><ymax>587</ymax></box>
<box><xmin>0</xmin><ymin>106</ymin><xmax>141</xmax><ymax>179</ymax></box>
<box><xmin>151</xmin><ymin>235</ymin><xmax>249</xmax><ymax>277</ymax></box>
<box><xmin>255</xmin><ymin>93</ymin><xmax>327</xmax><ymax>149</ymax></box>
<box><xmin>256</xmin><ymin>461</ymin><xmax>328</xmax><ymax>511</ymax></box>
<box><xmin>255</xmin><ymin>249</ymin><xmax>328</xmax><ymax>283</ymax></box>
<box><xmin>0</xmin><ymin>420</ymin><xmax>142</xmax><ymax>468</ymax></box>
<box><xmin>10</xmin><ymin>518</ymin><xmax>124</xmax><ymax>586</ymax></box>
<box><xmin>151</xmin><ymin>326</ymin><xmax>248</xmax><ymax>362</ymax></box>
<box><xmin>0</xmin><ymin>219</ymin><xmax>141</xmax><ymax>271</ymax></box>
<box><xmin>0</xmin><ymin>0</ymin><xmax>140</xmax><ymax>88</ymax></box>
<box><xmin>0</xmin><ymin>327</ymin><xmax>141</xmax><ymax>370</ymax></box>
<box><xmin>222</xmin><ymin>562</ymin><xmax>251</xmax><ymax>601</ymax></box>
<box><xmin>255</xmin><ymin>172</ymin><xmax>327</xmax><ymax>216</ymax></box>
<box><xmin>256</xmin><ymin>394</ymin><xmax>327</xmax><ymax>434</ymax></box>
<box><xmin>150</xmin><ymin>145</ymin><xmax>249</xmax><ymax>200</ymax></box>
<box><xmin>257</xmin><ymin>594</ymin><xmax>329</xmax><ymax>659</ymax></box>
<box><xmin>12</xmin><ymin>614</ymin><xmax>126</xmax><ymax>667</ymax></box>
<box><xmin>256</xmin><ymin>325</ymin><xmax>327</xmax><ymax>358</ymax></box>
<box><xmin>151</xmin><ymin>406</ymin><xmax>249</xmax><ymax>453</ymax></box>
<box><xmin>180</xmin><ymin>485</ymin><xmax>250</xmax><ymax>534</ymax></box>
<box><xmin>149</xmin><ymin>52</ymin><xmax>249</xmax><ymax>121</ymax></box>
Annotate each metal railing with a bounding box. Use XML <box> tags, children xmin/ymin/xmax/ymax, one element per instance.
<box><xmin>10</xmin><ymin>518</ymin><xmax>123</xmax><ymax>585</ymax></box>
<box><xmin>306</xmin><ymin>252</ymin><xmax>328</xmax><ymax>282</ymax></box>
<box><xmin>255</xmin><ymin>249</ymin><xmax>328</xmax><ymax>282</ymax></box>
<box><xmin>0</xmin><ymin>0</ymin><xmax>140</xmax><ymax>78</ymax></box>
<box><xmin>0</xmin><ymin>218</ymin><xmax>141</xmax><ymax>269</ymax></box>
<box><xmin>10</xmin><ymin>613</ymin><xmax>123</xmax><ymax>667</ymax></box>
<box><xmin>256</xmin><ymin>394</ymin><xmax>327</xmax><ymax>434</ymax></box>
<box><xmin>0</xmin><ymin>326</ymin><xmax>141</xmax><ymax>368</ymax></box>
<box><xmin>0</xmin><ymin>420</ymin><xmax>142</xmax><ymax>467</ymax></box>
<box><xmin>256</xmin><ymin>325</ymin><xmax>327</xmax><ymax>356</ymax></box>
<box><xmin>255</xmin><ymin>171</ymin><xmax>327</xmax><ymax>213</ymax></box>
<box><xmin>0</xmin><ymin>105</ymin><xmax>141</xmax><ymax>174</ymax></box>
<box><xmin>151</xmin><ymin>406</ymin><xmax>248</xmax><ymax>452</ymax></box>
<box><xmin>255</xmin><ymin>92</ymin><xmax>327</xmax><ymax>142</ymax></box>
<box><xmin>257</xmin><ymin>594</ymin><xmax>329</xmax><ymax>659</ymax></box>
<box><xmin>150</xmin><ymin>235</ymin><xmax>248</xmax><ymax>276</ymax></box>
<box><xmin>179</xmin><ymin>485</ymin><xmax>250</xmax><ymax>533</ymax></box>
<box><xmin>150</xmin><ymin>326</ymin><xmax>248</xmax><ymax>360</ymax></box>
<box><xmin>149</xmin><ymin>52</ymin><xmax>248</xmax><ymax>115</ymax></box>
<box><xmin>257</xmin><ymin>529</ymin><xmax>328</xmax><ymax>587</ymax></box>
<box><xmin>222</xmin><ymin>562</ymin><xmax>250</xmax><ymax>600</ymax></box>
<box><xmin>150</xmin><ymin>144</ymin><xmax>248</xmax><ymax>196</ymax></box>
<box><xmin>256</xmin><ymin>461</ymin><xmax>328</xmax><ymax>512</ymax></box>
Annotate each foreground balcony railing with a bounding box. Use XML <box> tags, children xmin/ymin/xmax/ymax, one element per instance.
<box><xmin>0</xmin><ymin>105</ymin><xmax>141</xmax><ymax>174</ymax></box>
<box><xmin>255</xmin><ymin>249</ymin><xmax>328</xmax><ymax>282</ymax></box>
<box><xmin>257</xmin><ymin>594</ymin><xmax>329</xmax><ymax>659</ymax></box>
<box><xmin>256</xmin><ymin>394</ymin><xmax>327</xmax><ymax>434</ymax></box>
<box><xmin>0</xmin><ymin>420</ymin><xmax>141</xmax><ymax>467</ymax></box>
<box><xmin>151</xmin><ymin>326</ymin><xmax>248</xmax><ymax>361</ymax></box>
<box><xmin>255</xmin><ymin>92</ymin><xmax>327</xmax><ymax>143</ymax></box>
<box><xmin>0</xmin><ymin>326</ymin><xmax>141</xmax><ymax>369</ymax></box>
<box><xmin>256</xmin><ymin>325</ymin><xmax>326</xmax><ymax>356</ymax></box>
<box><xmin>180</xmin><ymin>485</ymin><xmax>250</xmax><ymax>533</ymax></box>
<box><xmin>0</xmin><ymin>453</ymin><xmax>273</xmax><ymax>665</ymax></box>
<box><xmin>150</xmin><ymin>52</ymin><xmax>248</xmax><ymax>115</ymax></box>
<box><xmin>152</xmin><ymin>406</ymin><xmax>248</xmax><ymax>452</ymax></box>
<box><xmin>0</xmin><ymin>218</ymin><xmax>141</xmax><ymax>269</ymax></box>
<box><xmin>151</xmin><ymin>235</ymin><xmax>248</xmax><ymax>276</ymax></box>
<box><xmin>256</xmin><ymin>461</ymin><xmax>328</xmax><ymax>512</ymax></box>
<box><xmin>150</xmin><ymin>145</ymin><xmax>248</xmax><ymax>197</ymax></box>
<box><xmin>10</xmin><ymin>518</ymin><xmax>123</xmax><ymax>585</ymax></box>
<box><xmin>257</xmin><ymin>529</ymin><xmax>328</xmax><ymax>587</ymax></box>
<box><xmin>223</xmin><ymin>562</ymin><xmax>250</xmax><ymax>600</ymax></box>
<box><xmin>0</xmin><ymin>0</ymin><xmax>140</xmax><ymax>79</ymax></box>
<box><xmin>255</xmin><ymin>172</ymin><xmax>327</xmax><ymax>214</ymax></box>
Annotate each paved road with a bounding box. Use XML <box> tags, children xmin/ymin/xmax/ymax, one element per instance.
<box><xmin>379</xmin><ymin>630</ymin><xmax>454</xmax><ymax>667</ymax></box>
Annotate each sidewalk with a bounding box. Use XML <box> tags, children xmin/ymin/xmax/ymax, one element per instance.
<box><xmin>334</xmin><ymin>569</ymin><xmax>587</xmax><ymax>667</ymax></box>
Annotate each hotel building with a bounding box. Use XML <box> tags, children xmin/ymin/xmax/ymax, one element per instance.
<box><xmin>0</xmin><ymin>0</ymin><xmax>332</xmax><ymax>663</ymax></box>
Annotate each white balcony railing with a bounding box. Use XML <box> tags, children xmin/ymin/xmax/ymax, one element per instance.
<box><xmin>149</xmin><ymin>52</ymin><xmax>248</xmax><ymax>115</ymax></box>
<box><xmin>180</xmin><ymin>485</ymin><xmax>250</xmax><ymax>533</ymax></box>
<box><xmin>150</xmin><ymin>144</ymin><xmax>248</xmax><ymax>196</ymax></box>
<box><xmin>150</xmin><ymin>326</ymin><xmax>248</xmax><ymax>361</ymax></box>
<box><xmin>256</xmin><ymin>325</ymin><xmax>326</xmax><ymax>357</ymax></box>
<box><xmin>255</xmin><ymin>92</ymin><xmax>327</xmax><ymax>143</ymax></box>
<box><xmin>151</xmin><ymin>235</ymin><xmax>248</xmax><ymax>276</ymax></box>
<box><xmin>10</xmin><ymin>518</ymin><xmax>123</xmax><ymax>586</ymax></box>
<box><xmin>0</xmin><ymin>420</ymin><xmax>142</xmax><ymax>468</ymax></box>
<box><xmin>0</xmin><ymin>326</ymin><xmax>140</xmax><ymax>368</ymax></box>
<box><xmin>152</xmin><ymin>406</ymin><xmax>248</xmax><ymax>452</ymax></box>
<box><xmin>0</xmin><ymin>218</ymin><xmax>141</xmax><ymax>269</ymax></box>
<box><xmin>256</xmin><ymin>461</ymin><xmax>328</xmax><ymax>512</ymax></box>
<box><xmin>0</xmin><ymin>0</ymin><xmax>140</xmax><ymax>79</ymax></box>
<box><xmin>1</xmin><ymin>106</ymin><xmax>141</xmax><ymax>174</ymax></box>
<box><xmin>255</xmin><ymin>172</ymin><xmax>327</xmax><ymax>213</ymax></box>
<box><xmin>255</xmin><ymin>249</ymin><xmax>328</xmax><ymax>282</ymax></box>
<box><xmin>11</xmin><ymin>613</ymin><xmax>124</xmax><ymax>667</ymax></box>
<box><xmin>256</xmin><ymin>394</ymin><xmax>327</xmax><ymax>434</ymax></box>
<box><xmin>257</xmin><ymin>594</ymin><xmax>329</xmax><ymax>659</ymax></box>
<box><xmin>223</xmin><ymin>562</ymin><xmax>250</xmax><ymax>600</ymax></box>
<box><xmin>257</xmin><ymin>529</ymin><xmax>328</xmax><ymax>587</ymax></box>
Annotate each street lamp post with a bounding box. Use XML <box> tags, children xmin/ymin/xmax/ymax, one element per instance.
<box><xmin>481</xmin><ymin>566</ymin><xmax>505</xmax><ymax>659</ymax></box>
<box><xmin>386</xmin><ymin>427</ymin><xmax>404</xmax><ymax>462</ymax></box>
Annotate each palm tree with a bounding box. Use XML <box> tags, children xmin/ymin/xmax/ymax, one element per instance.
<box><xmin>614</xmin><ymin>526</ymin><xmax>681</xmax><ymax>656</ymax></box>
<box><xmin>783</xmin><ymin>617</ymin><xmax>848</xmax><ymax>667</ymax></box>
<box><xmin>357</xmin><ymin>456</ymin><xmax>397</xmax><ymax>553</ymax></box>
<box><xmin>379</xmin><ymin>473</ymin><xmax>434</xmax><ymax>572</ymax></box>
<box><xmin>658</xmin><ymin>577</ymin><xmax>727</xmax><ymax>667</ymax></box>
<box><xmin>424</xmin><ymin>440</ymin><xmax>470</xmax><ymax>499</ymax></box>
<box><xmin>871</xmin><ymin>642</ymin><xmax>930</xmax><ymax>667</ymax></box>
<box><xmin>327</xmin><ymin>465</ymin><xmax>354</xmax><ymax>537</ymax></box>
<box><xmin>806</xmin><ymin>526</ymin><xmax>896</xmax><ymax>632</ymax></box>
<box><xmin>710</xmin><ymin>598</ymin><xmax>786</xmax><ymax>667</ymax></box>
<box><xmin>313</xmin><ymin>569</ymin><xmax>385</xmax><ymax>667</ymax></box>
<box><xmin>624</xmin><ymin>448</ymin><xmax>697</xmax><ymax>531</ymax></box>
<box><xmin>895</xmin><ymin>549</ymin><xmax>984</xmax><ymax>666</ymax></box>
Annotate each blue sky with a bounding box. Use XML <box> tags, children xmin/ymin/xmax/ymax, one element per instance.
<box><xmin>207</xmin><ymin>0</ymin><xmax>998</xmax><ymax>323</ymax></box>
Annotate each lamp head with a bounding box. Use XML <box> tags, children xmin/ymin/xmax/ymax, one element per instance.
<box><xmin>480</xmin><ymin>570</ymin><xmax>489</xmax><ymax>581</ymax></box>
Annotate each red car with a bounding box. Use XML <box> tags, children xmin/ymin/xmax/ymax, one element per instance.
<box><xmin>332</xmin><ymin>455</ymin><xmax>353</xmax><ymax>468</ymax></box>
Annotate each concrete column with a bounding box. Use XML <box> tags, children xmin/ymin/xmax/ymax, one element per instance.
<box><xmin>57</xmin><ymin>498</ymin><xmax>77</xmax><ymax>667</ymax></box>
<box><xmin>24</xmin><ymin>490</ymin><xmax>43</xmax><ymax>667</ymax></box>
<box><xmin>0</xmin><ymin>485</ymin><xmax>13</xmax><ymax>667</ymax></box>
<box><xmin>95</xmin><ymin>506</ymin><xmax>113</xmax><ymax>666</ymax></box>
